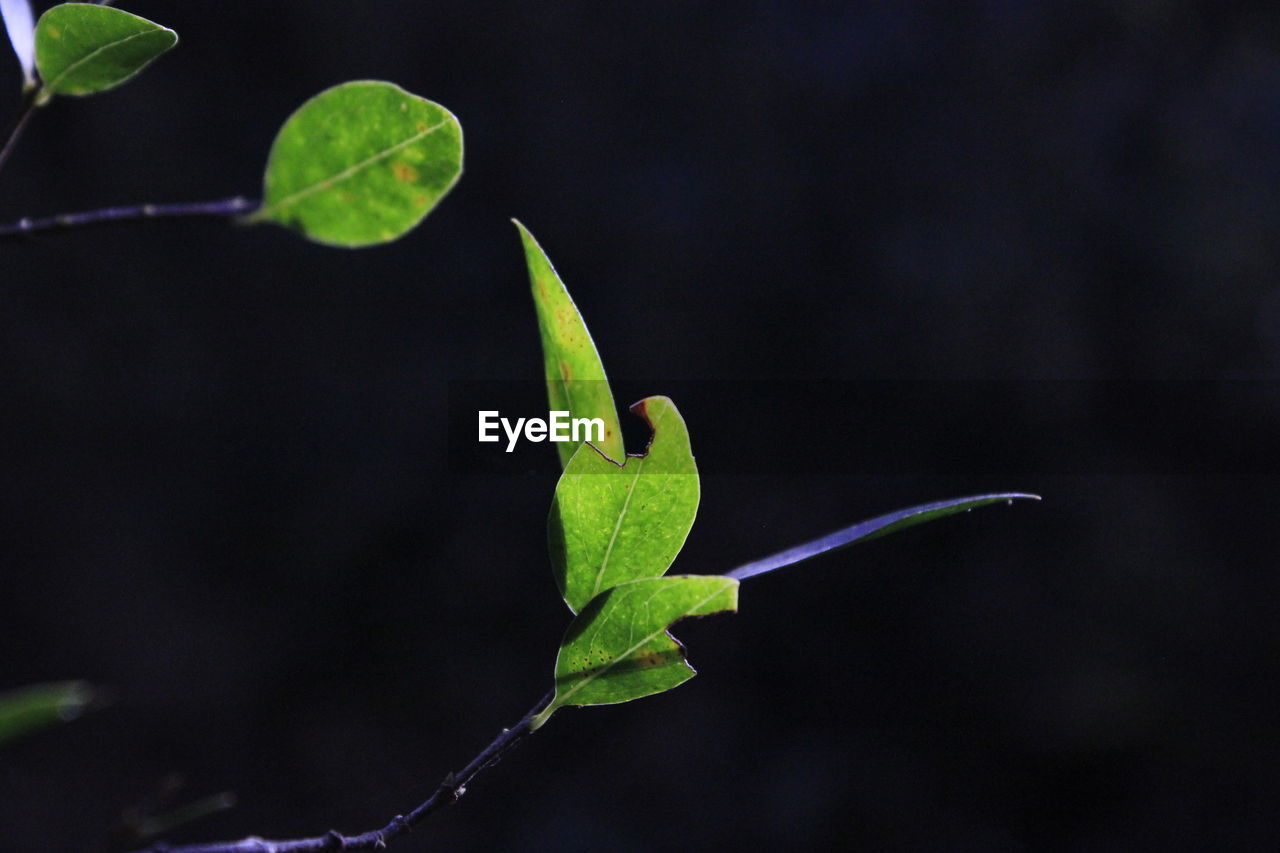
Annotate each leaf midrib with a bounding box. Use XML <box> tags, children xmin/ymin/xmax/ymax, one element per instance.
<box><xmin>588</xmin><ymin>400</ymin><xmax>677</xmax><ymax>600</ymax></box>
<box><xmin>257</xmin><ymin>118</ymin><xmax>449</xmax><ymax>216</ymax></box>
<box><xmin>44</xmin><ymin>26</ymin><xmax>165</xmax><ymax>94</ymax></box>
<box><xmin>591</xmin><ymin>459</ymin><xmax>644</xmax><ymax>599</ymax></box>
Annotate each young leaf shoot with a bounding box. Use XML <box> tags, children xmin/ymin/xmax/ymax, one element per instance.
<box><xmin>517</xmin><ymin>220</ymin><xmax>625</xmax><ymax>466</ymax></box>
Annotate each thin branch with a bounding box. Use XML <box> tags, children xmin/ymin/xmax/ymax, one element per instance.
<box><xmin>0</xmin><ymin>197</ymin><xmax>261</xmax><ymax>238</ymax></box>
<box><xmin>128</xmin><ymin>691</ymin><xmax>555</xmax><ymax>853</ymax></box>
<box><xmin>0</xmin><ymin>93</ymin><xmax>39</xmax><ymax>180</ymax></box>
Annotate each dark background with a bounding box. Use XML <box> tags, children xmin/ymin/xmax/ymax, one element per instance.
<box><xmin>3</xmin><ymin>1</ymin><xmax>1278</xmax><ymax>850</ymax></box>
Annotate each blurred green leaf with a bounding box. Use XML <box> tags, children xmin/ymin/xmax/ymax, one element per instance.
<box><xmin>116</xmin><ymin>781</ymin><xmax>237</xmax><ymax>847</ymax></box>
<box><xmin>516</xmin><ymin>221</ymin><xmax>624</xmax><ymax>466</ymax></box>
<box><xmin>549</xmin><ymin>395</ymin><xmax>699</xmax><ymax>613</ymax></box>
<box><xmin>34</xmin><ymin>3</ymin><xmax>176</xmax><ymax>103</ymax></box>
<box><xmin>247</xmin><ymin>80</ymin><xmax>463</xmax><ymax>248</ymax></box>
<box><xmin>727</xmin><ymin>492</ymin><xmax>1041</xmax><ymax>580</ymax></box>
<box><xmin>0</xmin><ymin>680</ymin><xmax>94</xmax><ymax>746</ymax></box>
<box><xmin>531</xmin><ymin>575</ymin><xmax>738</xmax><ymax>729</ymax></box>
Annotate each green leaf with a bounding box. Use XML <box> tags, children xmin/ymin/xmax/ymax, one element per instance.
<box><xmin>727</xmin><ymin>493</ymin><xmax>1041</xmax><ymax>580</ymax></box>
<box><xmin>516</xmin><ymin>221</ymin><xmax>624</xmax><ymax>467</ymax></box>
<box><xmin>549</xmin><ymin>395</ymin><xmax>700</xmax><ymax>613</ymax></box>
<box><xmin>0</xmin><ymin>680</ymin><xmax>94</xmax><ymax>746</ymax></box>
<box><xmin>531</xmin><ymin>575</ymin><xmax>739</xmax><ymax>730</ymax></box>
<box><xmin>33</xmin><ymin>3</ymin><xmax>176</xmax><ymax>103</ymax></box>
<box><xmin>246</xmin><ymin>80</ymin><xmax>463</xmax><ymax>248</ymax></box>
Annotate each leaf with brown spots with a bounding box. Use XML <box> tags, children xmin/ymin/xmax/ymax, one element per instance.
<box><xmin>548</xmin><ymin>395</ymin><xmax>699</xmax><ymax>613</ymax></box>
<box><xmin>530</xmin><ymin>575</ymin><xmax>738</xmax><ymax>729</ymax></box>
<box><xmin>246</xmin><ymin>80</ymin><xmax>462</xmax><ymax>248</ymax></box>
<box><xmin>516</xmin><ymin>221</ymin><xmax>624</xmax><ymax>466</ymax></box>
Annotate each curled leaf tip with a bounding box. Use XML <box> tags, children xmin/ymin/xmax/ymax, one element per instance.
<box><xmin>549</xmin><ymin>395</ymin><xmax>699</xmax><ymax>613</ymax></box>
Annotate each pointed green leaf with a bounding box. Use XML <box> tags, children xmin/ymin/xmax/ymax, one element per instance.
<box><xmin>245</xmin><ymin>81</ymin><xmax>463</xmax><ymax>248</ymax></box>
<box><xmin>2</xmin><ymin>0</ymin><xmax>36</xmax><ymax>91</ymax></box>
<box><xmin>549</xmin><ymin>395</ymin><xmax>699</xmax><ymax>614</ymax></box>
<box><xmin>0</xmin><ymin>680</ymin><xmax>94</xmax><ymax>746</ymax></box>
<box><xmin>531</xmin><ymin>575</ymin><xmax>738</xmax><ymax>729</ymax></box>
<box><xmin>727</xmin><ymin>493</ymin><xmax>1041</xmax><ymax>580</ymax></box>
<box><xmin>516</xmin><ymin>221</ymin><xmax>624</xmax><ymax>467</ymax></box>
<box><xmin>33</xmin><ymin>4</ymin><xmax>176</xmax><ymax>103</ymax></box>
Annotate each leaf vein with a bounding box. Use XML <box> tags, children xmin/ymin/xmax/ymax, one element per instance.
<box><xmin>591</xmin><ymin>458</ymin><xmax>645</xmax><ymax>598</ymax></box>
<box><xmin>259</xmin><ymin>118</ymin><xmax>449</xmax><ymax>216</ymax></box>
<box><xmin>44</xmin><ymin>27</ymin><xmax>163</xmax><ymax>94</ymax></box>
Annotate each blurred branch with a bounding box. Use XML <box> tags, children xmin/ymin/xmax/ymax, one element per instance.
<box><xmin>0</xmin><ymin>197</ymin><xmax>261</xmax><ymax>238</ymax></box>
<box><xmin>129</xmin><ymin>691</ymin><xmax>554</xmax><ymax>853</ymax></box>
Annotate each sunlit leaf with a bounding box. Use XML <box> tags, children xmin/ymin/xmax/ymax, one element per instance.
<box><xmin>34</xmin><ymin>3</ymin><xmax>176</xmax><ymax>103</ymax></box>
<box><xmin>246</xmin><ymin>80</ymin><xmax>462</xmax><ymax>248</ymax></box>
<box><xmin>530</xmin><ymin>575</ymin><xmax>738</xmax><ymax>729</ymax></box>
<box><xmin>1</xmin><ymin>0</ymin><xmax>35</xmax><ymax>91</ymax></box>
<box><xmin>549</xmin><ymin>395</ymin><xmax>699</xmax><ymax>613</ymax></box>
<box><xmin>0</xmin><ymin>680</ymin><xmax>94</xmax><ymax>746</ymax></box>
<box><xmin>516</xmin><ymin>221</ymin><xmax>624</xmax><ymax>466</ymax></box>
<box><xmin>727</xmin><ymin>493</ymin><xmax>1041</xmax><ymax>580</ymax></box>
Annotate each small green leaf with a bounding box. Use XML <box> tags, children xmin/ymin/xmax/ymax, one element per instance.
<box><xmin>0</xmin><ymin>680</ymin><xmax>94</xmax><ymax>746</ymax></box>
<box><xmin>516</xmin><ymin>221</ymin><xmax>624</xmax><ymax>467</ymax></box>
<box><xmin>727</xmin><ymin>493</ymin><xmax>1041</xmax><ymax>580</ymax></box>
<box><xmin>34</xmin><ymin>3</ymin><xmax>176</xmax><ymax>103</ymax></box>
<box><xmin>531</xmin><ymin>575</ymin><xmax>739</xmax><ymax>730</ymax></box>
<box><xmin>549</xmin><ymin>395</ymin><xmax>700</xmax><ymax>613</ymax></box>
<box><xmin>247</xmin><ymin>81</ymin><xmax>463</xmax><ymax>248</ymax></box>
